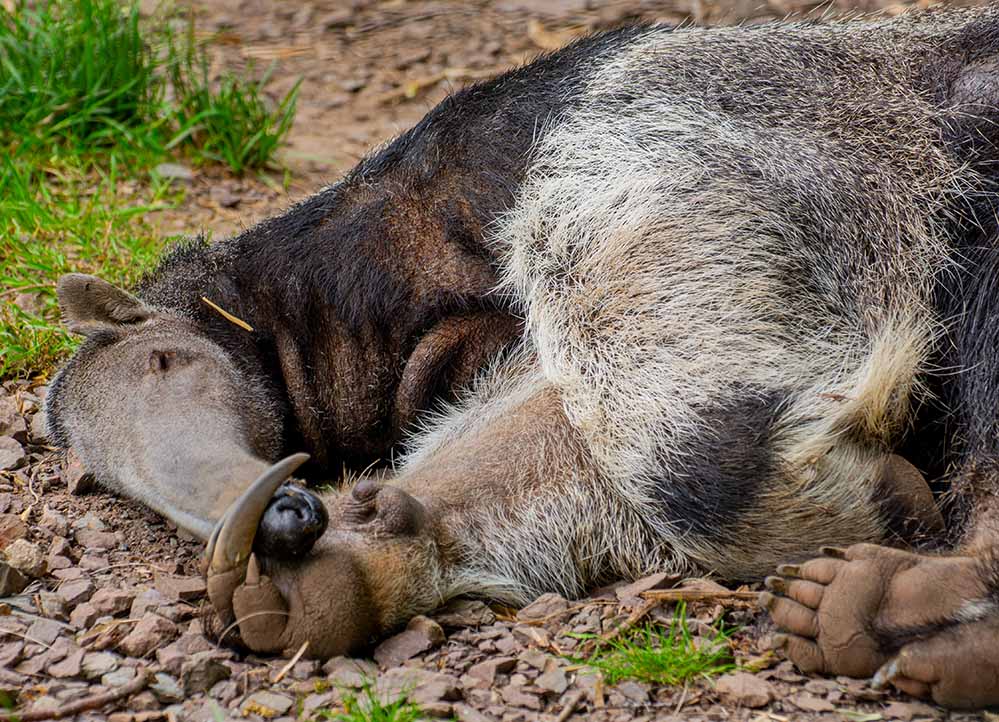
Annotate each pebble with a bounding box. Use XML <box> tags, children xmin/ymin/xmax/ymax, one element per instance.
<box><xmin>240</xmin><ymin>690</ymin><xmax>294</xmax><ymax>718</ymax></box>
<box><xmin>467</xmin><ymin>657</ymin><xmax>517</xmax><ymax>685</ymax></box>
<box><xmin>61</xmin><ymin>577</ymin><xmax>96</xmax><ymax>607</ymax></box>
<box><xmin>39</xmin><ymin>505</ymin><xmax>69</xmax><ymax>536</ymax></box>
<box><xmin>515</xmin><ymin>592</ymin><xmax>569</xmax><ymax>622</ymax></box>
<box><xmin>81</xmin><ymin>651</ymin><xmax>120</xmax><ymax>679</ymax></box>
<box><xmin>154</xmin><ymin>573</ymin><xmax>206</xmax><ymax>602</ymax></box>
<box><xmin>3</xmin><ymin>538</ymin><xmax>45</xmax><ymax>577</ymax></box>
<box><xmin>0</xmin><ymin>561</ymin><xmax>28</xmax><ymax>596</ymax></box>
<box><xmin>91</xmin><ymin>588</ymin><xmax>136</xmax><ymax>616</ymax></box>
<box><xmin>373</xmin><ymin>615</ymin><xmax>445</xmax><ymax>667</ymax></box>
<box><xmin>0</xmin><ymin>513</ymin><xmax>27</xmax><ymax>550</ymax></box>
<box><xmin>118</xmin><ymin>613</ymin><xmax>179</xmax><ymax>657</ymax></box>
<box><xmin>181</xmin><ymin>651</ymin><xmax>231</xmax><ymax>694</ymax></box>
<box><xmin>150</xmin><ymin>672</ymin><xmax>184</xmax><ymax>703</ymax></box>
<box><xmin>715</xmin><ymin>672</ymin><xmax>777</xmax><ymax>708</ymax></box>
<box><xmin>0</xmin><ymin>438</ymin><xmax>24</xmax><ymax>473</ymax></box>
<box><xmin>433</xmin><ymin>599</ymin><xmax>496</xmax><ymax>629</ymax></box>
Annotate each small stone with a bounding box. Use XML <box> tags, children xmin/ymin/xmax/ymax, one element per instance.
<box><xmin>37</xmin><ymin>592</ymin><xmax>69</xmax><ymax>621</ymax></box>
<box><xmin>467</xmin><ymin>657</ymin><xmax>517</xmax><ymax>685</ymax></box>
<box><xmin>0</xmin><ymin>437</ymin><xmax>24</xmax><ymax>471</ymax></box>
<box><xmin>883</xmin><ymin>700</ymin><xmax>941</xmax><ymax>720</ymax></box>
<box><xmin>3</xmin><ymin>538</ymin><xmax>45</xmax><ymax>577</ymax></box>
<box><xmin>516</xmin><ymin>593</ymin><xmax>569</xmax><ymax>623</ymax></box>
<box><xmin>91</xmin><ymin>588</ymin><xmax>135</xmax><ymax>616</ymax></box>
<box><xmin>0</xmin><ymin>397</ymin><xmax>25</xmax><ymax>438</ymax></box>
<box><xmin>240</xmin><ymin>690</ymin><xmax>294</xmax><ymax>718</ymax></box>
<box><xmin>0</xmin><ymin>561</ymin><xmax>28</xmax><ymax>596</ymax></box>
<box><xmin>453</xmin><ymin>704</ymin><xmax>496</xmax><ymax>722</ymax></box>
<box><xmin>130</xmin><ymin>588</ymin><xmax>170</xmax><ymax>618</ymax></box>
<box><xmin>714</xmin><ymin>672</ymin><xmax>776</xmax><ymax>708</ymax></box>
<box><xmin>210</xmin><ymin>186</ymin><xmax>242</xmax><ymax>208</ymax></box>
<box><xmin>102</xmin><ymin>666</ymin><xmax>137</xmax><ymax>687</ymax></box>
<box><xmin>26</xmin><ymin>617</ymin><xmax>63</xmax><ymax>646</ymax></box>
<box><xmin>39</xmin><ymin>506</ymin><xmax>69</xmax><ymax>537</ymax></box>
<box><xmin>69</xmin><ymin>602</ymin><xmax>100</xmax><ymax>628</ymax></box>
<box><xmin>72</xmin><ymin>512</ymin><xmax>106</xmax><ymax>533</ymax></box>
<box><xmin>615</xmin><ymin>679</ymin><xmax>649</xmax><ymax>703</ymax></box>
<box><xmin>47</xmin><ymin>646</ymin><xmax>84</xmax><ymax>678</ymax></box>
<box><xmin>118</xmin><ymin>613</ymin><xmax>179</xmax><ymax>657</ymax></box>
<box><xmin>181</xmin><ymin>651</ymin><xmax>231</xmax><ymax>694</ymax></box>
<box><xmin>615</xmin><ymin>572</ymin><xmax>680</xmax><ymax>607</ymax></box>
<box><xmin>0</xmin><ymin>514</ymin><xmax>27</xmax><ymax>550</ymax></box>
<box><xmin>154</xmin><ymin>574</ymin><xmax>206</xmax><ymax>602</ymax></box>
<box><xmin>47</xmin><ymin>555</ymin><xmax>71</xmax><ymax>571</ymax></box>
<box><xmin>81</xmin><ymin>651</ymin><xmax>120</xmax><ymax>679</ymax></box>
<box><xmin>322</xmin><ymin>656</ymin><xmax>378</xmax><ymax>687</ymax></box>
<box><xmin>150</xmin><ymin>672</ymin><xmax>183</xmax><ymax>703</ymax></box>
<box><xmin>75</xmin><ymin>528</ymin><xmax>120</xmax><ymax>550</ymax></box>
<box><xmin>319</xmin><ymin>8</ymin><xmax>354</xmax><ymax>28</ymax></box>
<box><xmin>500</xmin><ymin>684</ymin><xmax>541</xmax><ymax>710</ymax></box>
<box><xmin>535</xmin><ymin>662</ymin><xmax>568</xmax><ymax>695</ymax></box>
<box><xmin>128</xmin><ymin>691</ymin><xmax>161</xmax><ymax>711</ymax></box>
<box><xmin>29</xmin><ymin>410</ymin><xmax>47</xmax><ymax>442</ymax></box>
<box><xmin>0</xmin><ymin>641</ymin><xmax>23</xmax><ymax>668</ymax></box>
<box><xmin>62</xmin><ymin>450</ymin><xmax>94</xmax><ymax>495</ymax></box>
<box><xmin>153</xmin><ymin>163</ymin><xmax>194</xmax><ymax>182</ymax></box>
<box><xmin>433</xmin><ymin>599</ymin><xmax>496</xmax><ymax>629</ymax></box>
<box><xmin>519</xmin><ymin>648</ymin><xmax>548</xmax><ymax>671</ymax></box>
<box><xmin>60</xmin><ymin>577</ymin><xmax>95</xmax><ymax>607</ymax></box>
<box><xmin>373</xmin><ymin>615</ymin><xmax>445</xmax><ymax>667</ymax></box>
<box><xmin>79</xmin><ymin>551</ymin><xmax>109</xmax><ymax>570</ymax></box>
<box><xmin>789</xmin><ymin>692</ymin><xmax>835</xmax><ymax>712</ymax></box>
<box><xmin>380</xmin><ymin>668</ymin><xmax>461</xmax><ymax>705</ymax></box>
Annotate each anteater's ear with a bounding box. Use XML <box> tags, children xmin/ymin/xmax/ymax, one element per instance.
<box><xmin>56</xmin><ymin>273</ymin><xmax>154</xmax><ymax>336</ymax></box>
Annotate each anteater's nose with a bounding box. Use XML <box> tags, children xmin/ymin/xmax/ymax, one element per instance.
<box><xmin>254</xmin><ymin>484</ymin><xmax>328</xmax><ymax>559</ymax></box>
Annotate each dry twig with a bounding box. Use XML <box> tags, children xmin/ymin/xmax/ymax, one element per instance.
<box><xmin>640</xmin><ymin>589</ymin><xmax>761</xmax><ymax>603</ymax></box>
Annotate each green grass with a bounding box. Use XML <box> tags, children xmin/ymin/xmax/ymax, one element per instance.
<box><xmin>0</xmin><ymin>0</ymin><xmax>300</xmax><ymax>380</ymax></box>
<box><xmin>573</xmin><ymin>604</ymin><xmax>738</xmax><ymax>686</ymax></box>
<box><xmin>313</xmin><ymin>684</ymin><xmax>426</xmax><ymax>722</ymax></box>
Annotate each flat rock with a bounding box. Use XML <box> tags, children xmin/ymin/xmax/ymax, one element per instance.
<box><xmin>131</xmin><ymin>588</ymin><xmax>170</xmax><ymax>617</ymax></box>
<box><xmin>91</xmin><ymin>588</ymin><xmax>135</xmax><ymax>616</ymax></box>
<box><xmin>63</xmin><ymin>450</ymin><xmax>95</xmax><ymax>494</ymax></box>
<box><xmin>615</xmin><ymin>571</ymin><xmax>680</xmax><ymax>607</ymax></box>
<box><xmin>789</xmin><ymin>692</ymin><xmax>836</xmax><ymax>712</ymax></box>
<box><xmin>883</xmin><ymin>700</ymin><xmax>942</xmax><ymax>720</ymax></box>
<box><xmin>322</xmin><ymin>656</ymin><xmax>378</xmax><ymax>687</ymax></box>
<box><xmin>535</xmin><ymin>662</ymin><xmax>568</xmax><ymax>695</ymax></box>
<box><xmin>26</xmin><ymin>617</ymin><xmax>63</xmax><ymax>646</ymax></box>
<box><xmin>81</xmin><ymin>651</ymin><xmax>120</xmax><ymax>679</ymax></box>
<box><xmin>515</xmin><ymin>592</ymin><xmax>569</xmax><ymax>623</ymax></box>
<box><xmin>240</xmin><ymin>690</ymin><xmax>294</xmax><ymax>718</ymax></box>
<box><xmin>433</xmin><ymin>599</ymin><xmax>496</xmax><ymax>628</ymax></box>
<box><xmin>499</xmin><ymin>684</ymin><xmax>541</xmax><ymax>710</ymax></box>
<box><xmin>39</xmin><ymin>506</ymin><xmax>69</xmax><ymax>537</ymax></box>
<box><xmin>181</xmin><ymin>650</ymin><xmax>231</xmax><ymax>694</ymax></box>
<box><xmin>75</xmin><ymin>528</ymin><xmax>120</xmax><ymax>550</ymax></box>
<box><xmin>0</xmin><ymin>514</ymin><xmax>27</xmax><ymax>551</ymax></box>
<box><xmin>466</xmin><ymin>657</ymin><xmax>517</xmax><ymax>685</ymax></box>
<box><xmin>150</xmin><ymin>672</ymin><xmax>184</xmax><ymax>703</ymax></box>
<box><xmin>0</xmin><ymin>561</ymin><xmax>28</xmax><ymax>596</ymax></box>
<box><xmin>3</xmin><ymin>538</ymin><xmax>45</xmax><ymax>577</ymax></box>
<box><xmin>69</xmin><ymin>601</ymin><xmax>100</xmax><ymax>628</ymax></box>
<box><xmin>61</xmin><ymin>577</ymin><xmax>96</xmax><ymax>607</ymax></box>
<box><xmin>373</xmin><ymin>615</ymin><xmax>445</xmax><ymax>667</ymax></box>
<box><xmin>0</xmin><ymin>436</ymin><xmax>25</xmax><ymax>471</ymax></box>
<box><xmin>29</xmin><ymin>410</ymin><xmax>47</xmax><ymax>442</ymax></box>
<box><xmin>380</xmin><ymin>668</ymin><xmax>461</xmax><ymax>705</ymax></box>
<box><xmin>47</xmin><ymin>646</ymin><xmax>84</xmax><ymax>678</ymax></box>
<box><xmin>714</xmin><ymin>672</ymin><xmax>776</xmax><ymax>708</ymax></box>
<box><xmin>118</xmin><ymin>613</ymin><xmax>179</xmax><ymax>657</ymax></box>
<box><xmin>153</xmin><ymin>162</ymin><xmax>194</xmax><ymax>182</ymax></box>
<box><xmin>37</xmin><ymin>591</ymin><xmax>69</xmax><ymax>621</ymax></box>
<box><xmin>154</xmin><ymin>573</ymin><xmax>206</xmax><ymax>602</ymax></box>
<box><xmin>0</xmin><ymin>397</ymin><xmax>25</xmax><ymax>438</ymax></box>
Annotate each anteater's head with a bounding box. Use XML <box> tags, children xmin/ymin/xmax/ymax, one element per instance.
<box><xmin>46</xmin><ymin>273</ymin><xmax>327</xmax><ymax>555</ymax></box>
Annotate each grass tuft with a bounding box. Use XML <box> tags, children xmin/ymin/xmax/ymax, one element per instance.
<box><xmin>574</xmin><ymin>603</ymin><xmax>738</xmax><ymax>686</ymax></box>
<box><xmin>313</xmin><ymin>684</ymin><xmax>425</xmax><ymax>722</ymax></box>
<box><xmin>0</xmin><ymin>0</ymin><xmax>301</xmax><ymax>380</ymax></box>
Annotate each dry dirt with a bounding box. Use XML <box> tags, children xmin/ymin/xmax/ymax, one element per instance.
<box><xmin>1</xmin><ymin>1</ymin><xmax>994</xmax><ymax>720</ymax></box>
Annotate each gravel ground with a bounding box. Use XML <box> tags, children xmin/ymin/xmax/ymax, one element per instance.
<box><xmin>3</xmin><ymin>1</ymin><xmax>995</xmax><ymax>720</ymax></box>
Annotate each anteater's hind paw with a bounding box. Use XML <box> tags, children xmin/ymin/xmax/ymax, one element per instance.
<box><xmin>872</xmin><ymin>618</ymin><xmax>999</xmax><ymax>708</ymax></box>
<box><xmin>762</xmin><ymin>543</ymin><xmax>994</xmax><ymax>704</ymax></box>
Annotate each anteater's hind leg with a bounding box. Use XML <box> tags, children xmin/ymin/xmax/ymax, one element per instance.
<box><xmin>766</xmin><ymin>231</ymin><xmax>999</xmax><ymax>708</ymax></box>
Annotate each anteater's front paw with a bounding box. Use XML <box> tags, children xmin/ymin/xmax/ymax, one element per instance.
<box><xmin>761</xmin><ymin>543</ymin><xmax>993</xmax><ymax>703</ymax></box>
<box><xmin>205</xmin><ymin>457</ymin><xmax>444</xmax><ymax>658</ymax></box>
